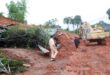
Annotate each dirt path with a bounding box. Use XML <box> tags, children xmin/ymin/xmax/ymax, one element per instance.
<box><xmin>0</xmin><ymin>48</ymin><xmax>70</xmax><ymax>75</ymax></box>
<box><xmin>1</xmin><ymin>43</ymin><xmax>110</xmax><ymax>75</ymax></box>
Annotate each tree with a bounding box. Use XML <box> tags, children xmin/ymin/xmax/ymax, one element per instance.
<box><xmin>106</xmin><ymin>8</ymin><xmax>110</xmax><ymax>19</ymax></box>
<box><xmin>74</xmin><ymin>15</ymin><xmax>82</xmax><ymax>29</ymax></box>
<box><xmin>6</xmin><ymin>0</ymin><xmax>27</xmax><ymax>23</ymax></box>
<box><xmin>50</xmin><ymin>18</ymin><xmax>58</xmax><ymax>26</ymax></box>
<box><xmin>63</xmin><ymin>17</ymin><xmax>71</xmax><ymax>31</ymax></box>
<box><xmin>70</xmin><ymin>17</ymin><xmax>75</xmax><ymax>30</ymax></box>
<box><xmin>72</xmin><ymin>15</ymin><xmax>82</xmax><ymax>34</ymax></box>
<box><xmin>44</xmin><ymin>20</ymin><xmax>53</xmax><ymax>28</ymax></box>
<box><xmin>0</xmin><ymin>12</ymin><xmax>4</xmax><ymax>16</ymax></box>
<box><xmin>44</xmin><ymin>18</ymin><xmax>58</xmax><ymax>28</ymax></box>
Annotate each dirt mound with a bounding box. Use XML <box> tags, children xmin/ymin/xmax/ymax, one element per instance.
<box><xmin>55</xmin><ymin>31</ymin><xmax>110</xmax><ymax>75</ymax></box>
<box><xmin>55</xmin><ymin>31</ymin><xmax>77</xmax><ymax>58</ymax></box>
<box><xmin>0</xmin><ymin>16</ymin><xmax>16</xmax><ymax>25</ymax></box>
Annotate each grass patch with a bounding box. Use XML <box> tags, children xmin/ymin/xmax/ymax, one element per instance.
<box><xmin>0</xmin><ymin>50</ymin><xmax>26</xmax><ymax>75</ymax></box>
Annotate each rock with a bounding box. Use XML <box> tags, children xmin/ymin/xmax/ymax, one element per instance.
<box><xmin>23</xmin><ymin>64</ymin><xmax>31</xmax><ymax>68</ymax></box>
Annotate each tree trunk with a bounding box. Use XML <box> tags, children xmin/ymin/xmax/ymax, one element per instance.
<box><xmin>67</xmin><ymin>24</ymin><xmax>69</xmax><ymax>31</ymax></box>
<box><xmin>77</xmin><ymin>24</ymin><xmax>79</xmax><ymax>34</ymax></box>
<box><xmin>73</xmin><ymin>24</ymin><xmax>74</xmax><ymax>31</ymax></box>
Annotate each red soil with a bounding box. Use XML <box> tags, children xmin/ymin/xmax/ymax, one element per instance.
<box><xmin>1</xmin><ymin>31</ymin><xmax>110</xmax><ymax>75</ymax></box>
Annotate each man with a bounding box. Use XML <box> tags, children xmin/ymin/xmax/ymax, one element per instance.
<box><xmin>74</xmin><ymin>36</ymin><xmax>80</xmax><ymax>48</ymax></box>
<box><xmin>49</xmin><ymin>35</ymin><xmax>58</xmax><ymax>61</ymax></box>
<box><xmin>49</xmin><ymin>31</ymin><xmax>63</xmax><ymax>61</ymax></box>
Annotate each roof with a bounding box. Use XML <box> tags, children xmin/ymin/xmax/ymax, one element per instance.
<box><xmin>0</xmin><ymin>16</ymin><xmax>16</xmax><ymax>26</ymax></box>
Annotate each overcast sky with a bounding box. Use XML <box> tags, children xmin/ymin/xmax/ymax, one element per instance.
<box><xmin>0</xmin><ymin>0</ymin><xmax>110</xmax><ymax>28</ymax></box>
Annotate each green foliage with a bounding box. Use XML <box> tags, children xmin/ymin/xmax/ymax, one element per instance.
<box><xmin>1</xmin><ymin>58</ymin><xmax>25</xmax><ymax>74</ymax></box>
<box><xmin>0</xmin><ymin>51</ymin><xmax>25</xmax><ymax>75</ymax></box>
<box><xmin>1</xmin><ymin>26</ymin><xmax>50</xmax><ymax>48</ymax></box>
<box><xmin>25</xmin><ymin>28</ymin><xmax>38</xmax><ymax>48</ymax></box>
<box><xmin>73</xmin><ymin>29</ymin><xmax>80</xmax><ymax>34</ymax></box>
<box><xmin>63</xmin><ymin>17</ymin><xmax>72</xmax><ymax>31</ymax></box>
<box><xmin>63</xmin><ymin>17</ymin><xmax>71</xmax><ymax>24</ymax></box>
<box><xmin>107</xmin><ymin>8</ymin><xmax>110</xmax><ymax>19</ymax></box>
<box><xmin>0</xmin><ymin>51</ymin><xmax>8</xmax><ymax>58</ymax></box>
<box><xmin>73</xmin><ymin>15</ymin><xmax>82</xmax><ymax>25</ymax></box>
<box><xmin>1</xmin><ymin>27</ymin><xmax>28</xmax><ymax>48</ymax></box>
<box><xmin>34</xmin><ymin>27</ymin><xmax>50</xmax><ymax>48</ymax></box>
<box><xmin>44</xmin><ymin>18</ymin><xmax>58</xmax><ymax>28</ymax></box>
<box><xmin>71</xmin><ymin>15</ymin><xmax>82</xmax><ymax>31</ymax></box>
<box><xmin>0</xmin><ymin>12</ymin><xmax>4</xmax><ymax>16</ymax></box>
<box><xmin>63</xmin><ymin>15</ymin><xmax>82</xmax><ymax>31</ymax></box>
<box><xmin>6</xmin><ymin>0</ymin><xmax>27</xmax><ymax>23</ymax></box>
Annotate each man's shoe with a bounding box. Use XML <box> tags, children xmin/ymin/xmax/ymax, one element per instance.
<box><xmin>51</xmin><ymin>58</ymin><xmax>55</xmax><ymax>61</ymax></box>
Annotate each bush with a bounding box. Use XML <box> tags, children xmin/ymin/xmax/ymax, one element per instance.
<box><xmin>2</xmin><ymin>59</ymin><xmax>25</xmax><ymax>74</ymax></box>
<box><xmin>1</xmin><ymin>27</ymin><xmax>28</xmax><ymax>48</ymax></box>
<box><xmin>0</xmin><ymin>51</ymin><xmax>25</xmax><ymax>75</ymax></box>
<box><xmin>34</xmin><ymin>27</ymin><xmax>50</xmax><ymax>48</ymax></box>
<box><xmin>0</xmin><ymin>26</ymin><xmax>50</xmax><ymax>48</ymax></box>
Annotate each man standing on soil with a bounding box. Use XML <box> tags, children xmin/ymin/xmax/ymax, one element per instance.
<box><xmin>49</xmin><ymin>35</ymin><xmax>58</xmax><ymax>61</ymax></box>
<box><xmin>49</xmin><ymin>32</ymin><xmax>63</xmax><ymax>61</ymax></box>
<box><xmin>74</xmin><ymin>36</ymin><xmax>80</xmax><ymax>49</ymax></box>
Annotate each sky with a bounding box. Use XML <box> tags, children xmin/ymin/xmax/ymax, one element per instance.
<box><xmin>0</xmin><ymin>0</ymin><xmax>110</xmax><ymax>29</ymax></box>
